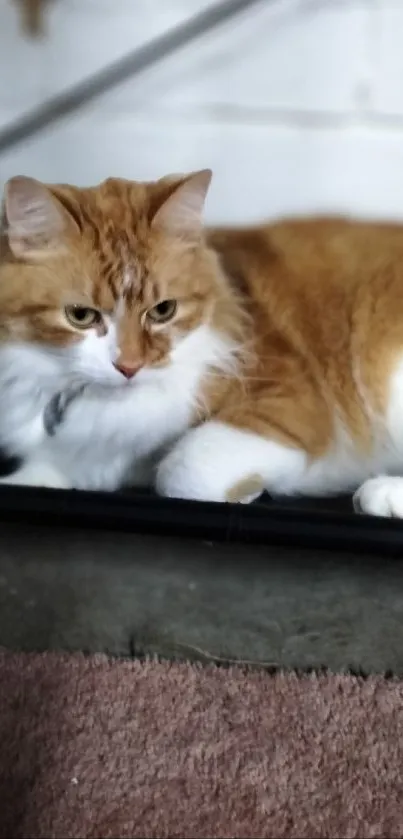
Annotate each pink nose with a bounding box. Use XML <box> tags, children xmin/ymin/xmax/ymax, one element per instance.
<box><xmin>113</xmin><ymin>362</ymin><xmax>142</xmax><ymax>380</ymax></box>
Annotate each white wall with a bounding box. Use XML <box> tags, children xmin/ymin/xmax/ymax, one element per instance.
<box><xmin>0</xmin><ymin>0</ymin><xmax>402</xmax><ymax>224</ymax></box>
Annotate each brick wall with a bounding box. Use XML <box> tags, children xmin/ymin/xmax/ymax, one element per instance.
<box><xmin>0</xmin><ymin>0</ymin><xmax>402</xmax><ymax>224</ymax></box>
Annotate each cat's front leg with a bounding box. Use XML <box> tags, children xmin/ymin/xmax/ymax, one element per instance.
<box><xmin>354</xmin><ymin>476</ymin><xmax>403</xmax><ymax>517</ymax></box>
<box><xmin>156</xmin><ymin>420</ymin><xmax>306</xmax><ymax>503</ymax></box>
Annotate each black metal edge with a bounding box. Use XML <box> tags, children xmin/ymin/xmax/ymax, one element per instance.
<box><xmin>0</xmin><ymin>484</ymin><xmax>402</xmax><ymax>557</ymax></box>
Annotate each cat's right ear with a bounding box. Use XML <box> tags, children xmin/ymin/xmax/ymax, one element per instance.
<box><xmin>2</xmin><ymin>176</ymin><xmax>76</xmax><ymax>260</ymax></box>
<box><xmin>152</xmin><ymin>169</ymin><xmax>212</xmax><ymax>241</ymax></box>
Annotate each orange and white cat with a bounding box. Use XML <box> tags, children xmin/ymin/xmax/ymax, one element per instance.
<box><xmin>1</xmin><ymin>169</ymin><xmax>403</xmax><ymax>517</ymax></box>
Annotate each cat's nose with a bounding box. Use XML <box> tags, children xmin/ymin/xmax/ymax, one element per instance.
<box><xmin>113</xmin><ymin>361</ymin><xmax>142</xmax><ymax>379</ymax></box>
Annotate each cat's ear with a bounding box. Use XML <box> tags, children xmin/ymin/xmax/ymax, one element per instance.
<box><xmin>152</xmin><ymin>169</ymin><xmax>212</xmax><ymax>240</ymax></box>
<box><xmin>2</xmin><ymin>176</ymin><xmax>76</xmax><ymax>260</ymax></box>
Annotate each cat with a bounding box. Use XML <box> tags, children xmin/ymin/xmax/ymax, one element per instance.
<box><xmin>1</xmin><ymin>170</ymin><xmax>403</xmax><ymax>517</ymax></box>
<box><xmin>0</xmin><ymin>169</ymin><xmax>243</xmax><ymax>492</ymax></box>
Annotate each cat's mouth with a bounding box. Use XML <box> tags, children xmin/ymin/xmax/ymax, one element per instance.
<box><xmin>86</xmin><ymin>370</ymin><xmax>143</xmax><ymax>391</ymax></box>
<box><xmin>68</xmin><ymin>362</ymin><xmax>169</xmax><ymax>392</ymax></box>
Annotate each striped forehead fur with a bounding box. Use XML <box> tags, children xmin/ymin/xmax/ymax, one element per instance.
<box><xmin>0</xmin><ymin>173</ymin><xmax>247</xmax><ymax>369</ymax></box>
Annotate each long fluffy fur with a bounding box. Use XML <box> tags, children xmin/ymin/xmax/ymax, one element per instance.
<box><xmin>1</xmin><ymin>173</ymin><xmax>403</xmax><ymax>515</ymax></box>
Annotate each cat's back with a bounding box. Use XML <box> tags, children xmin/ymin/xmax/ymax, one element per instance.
<box><xmin>207</xmin><ymin>216</ymin><xmax>403</xmax><ymax>300</ymax></box>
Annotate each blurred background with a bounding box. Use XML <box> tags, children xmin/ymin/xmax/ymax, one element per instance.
<box><xmin>0</xmin><ymin>0</ymin><xmax>401</xmax><ymax>224</ymax></box>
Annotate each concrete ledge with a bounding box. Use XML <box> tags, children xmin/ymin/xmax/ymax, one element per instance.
<box><xmin>0</xmin><ymin>521</ymin><xmax>402</xmax><ymax>674</ymax></box>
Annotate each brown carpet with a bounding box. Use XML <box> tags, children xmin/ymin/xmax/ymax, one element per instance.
<box><xmin>1</xmin><ymin>652</ymin><xmax>403</xmax><ymax>839</ymax></box>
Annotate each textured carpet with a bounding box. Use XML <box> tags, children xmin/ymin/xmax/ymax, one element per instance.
<box><xmin>1</xmin><ymin>651</ymin><xmax>403</xmax><ymax>839</ymax></box>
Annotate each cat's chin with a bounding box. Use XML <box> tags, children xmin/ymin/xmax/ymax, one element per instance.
<box><xmin>73</xmin><ymin>363</ymin><xmax>172</xmax><ymax>392</ymax></box>
<box><xmin>85</xmin><ymin>373</ymin><xmax>144</xmax><ymax>392</ymax></box>
<box><xmin>89</xmin><ymin>379</ymin><xmax>132</xmax><ymax>392</ymax></box>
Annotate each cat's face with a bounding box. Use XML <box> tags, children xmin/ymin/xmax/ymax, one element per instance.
<box><xmin>0</xmin><ymin>170</ymin><xmax>232</xmax><ymax>389</ymax></box>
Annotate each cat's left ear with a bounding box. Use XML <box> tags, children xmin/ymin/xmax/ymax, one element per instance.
<box><xmin>152</xmin><ymin>169</ymin><xmax>212</xmax><ymax>241</ymax></box>
<box><xmin>2</xmin><ymin>175</ymin><xmax>77</xmax><ymax>260</ymax></box>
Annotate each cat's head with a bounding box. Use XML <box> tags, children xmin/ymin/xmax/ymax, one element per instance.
<box><xmin>0</xmin><ymin>170</ymin><xmax>240</xmax><ymax>389</ymax></box>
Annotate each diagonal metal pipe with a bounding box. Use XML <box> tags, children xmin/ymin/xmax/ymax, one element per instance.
<box><xmin>0</xmin><ymin>0</ymin><xmax>269</xmax><ymax>156</ymax></box>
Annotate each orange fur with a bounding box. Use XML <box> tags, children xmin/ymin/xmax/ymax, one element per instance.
<box><xmin>1</xmin><ymin>173</ymin><xmax>403</xmax><ymax>466</ymax></box>
<box><xmin>207</xmin><ymin>217</ymin><xmax>403</xmax><ymax>456</ymax></box>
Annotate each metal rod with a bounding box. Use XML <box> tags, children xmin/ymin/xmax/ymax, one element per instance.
<box><xmin>0</xmin><ymin>0</ymin><xmax>269</xmax><ymax>155</ymax></box>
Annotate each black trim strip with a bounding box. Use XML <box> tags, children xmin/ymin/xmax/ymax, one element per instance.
<box><xmin>0</xmin><ymin>485</ymin><xmax>402</xmax><ymax>557</ymax></box>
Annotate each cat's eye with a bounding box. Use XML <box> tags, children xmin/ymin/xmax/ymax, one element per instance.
<box><xmin>64</xmin><ymin>305</ymin><xmax>100</xmax><ymax>330</ymax></box>
<box><xmin>147</xmin><ymin>300</ymin><xmax>177</xmax><ymax>324</ymax></box>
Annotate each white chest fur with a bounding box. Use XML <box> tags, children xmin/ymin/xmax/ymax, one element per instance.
<box><xmin>0</xmin><ymin>326</ymin><xmax>234</xmax><ymax>491</ymax></box>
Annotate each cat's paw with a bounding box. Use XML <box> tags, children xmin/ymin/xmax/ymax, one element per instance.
<box><xmin>156</xmin><ymin>439</ymin><xmax>219</xmax><ymax>501</ymax></box>
<box><xmin>0</xmin><ymin>462</ymin><xmax>72</xmax><ymax>489</ymax></box>
<box><xmin>156</xmin><ymin>422</ymin><xmax>267</xmax><ymax>503</ymax></box>
<box><xmin>353</xmin><ymin>476</ymin><xmax>403</xmax><ymax>518</ymax></box>
<box><xmin>157</xmin><ymin>452</ymin><xmax>262</xmax><ymax>503</ymax></box>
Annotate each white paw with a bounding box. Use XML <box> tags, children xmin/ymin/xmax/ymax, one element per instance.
<box><xmin>0</xmin><ymin>462</ymin><xmax>72</xmax><ymax>490</ymax></box>
<box><xmin>156</xmin><ymin>422</ymin><xmax>269</xmax><ymax>503</ymax></box>
<box><xmin>156</xmin><ymin>454</ymin><xmax>262</xmax><ymax>504</ymax></box>
<box><xmin>156</xmin><ymin>439</ymin><xmax>221</xmax><ymax>501</ymax></box>
<box><xmin>353</xmin><ymin>476</ymin><xmax>403</xmax><ymax>518</ymax></box>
